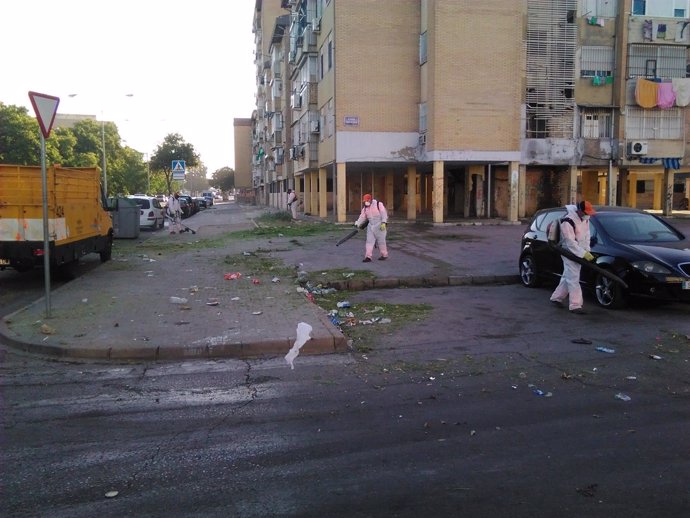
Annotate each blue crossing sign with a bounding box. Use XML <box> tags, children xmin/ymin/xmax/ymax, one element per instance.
<box><xmin>172</xmin><ymin>160</ymin><xmax>186</xmax><ymax>181</ymax></box>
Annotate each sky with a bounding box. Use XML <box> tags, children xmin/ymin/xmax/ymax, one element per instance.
<box><xmin>1</xmin><ymin>0</ymin><xmax>257</xmax><ymax>174</ymax></box>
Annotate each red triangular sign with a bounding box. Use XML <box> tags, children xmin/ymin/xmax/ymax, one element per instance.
<box><xmin>28</xmin><ymin>91</ymin><xmax>60</xmax><ymax>139</ymax></box>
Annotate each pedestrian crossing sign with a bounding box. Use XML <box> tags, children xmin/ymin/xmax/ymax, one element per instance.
<box><xmin>172</xmin><ymin>160</ymin><xmax>186</xmax><ymax>180</ymax></box>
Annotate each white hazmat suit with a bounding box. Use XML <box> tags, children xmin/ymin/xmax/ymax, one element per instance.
<box><xmin>550</xmin><ymin>204</ymin><xmax>593</xmax><ymax>311</ymax></box>
<box><xmin>355</xmin><ymin>197</ymin><xmax>388</xmax><ymax>261</ymax></box>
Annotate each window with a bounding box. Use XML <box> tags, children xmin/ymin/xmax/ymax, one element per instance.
<box><xmin>580</xmin><ymin>46</ymin><xmax>614</xmax><ymax>78</ymax></box>
<box><xmin>633</xmin><ymin>0</ymin><xmax>646</xmax><ymax>15</ymax></box>
<box><xmin>419</xmin><ymin>31</ymin><xmax>427</xmax><ymax>65</ymax></box>
<box><xmin>580</xmin><ymin>109</ymin><xmax>613</xmax><ymax>138</ymax></box>
<box><xmin>625</xmin><ymin>107</ymin><xmax>683</xmax><ymax>139</ymax></box>
<box><xmin>583</xmin><ymin>0</ymin><xmax>618</xmax><ymax>17</ymax></box>
<box><xmin>327</xmin><ymin>38</ymin><xmax>333</xmax><ymax>70</ymax></box>
<box><xmin>628</xmin><ymin>44</ymin><xmax>687</xmax><ymax>79</ymax></box>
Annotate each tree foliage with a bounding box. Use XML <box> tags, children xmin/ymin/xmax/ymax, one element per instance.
<box><xmin>0</xmin><ymin>103</ymin><xmax>213</xmax><ymax>197</ymax></box>
<box><xmin>210</xmin><ymin>166</ymin><xmax>235</xmax><ymax>192</ymax></box>
<box><xmin>149</xmin><ymin>133</ymin><xmax>200</xmax><ymax>195</ymax></box>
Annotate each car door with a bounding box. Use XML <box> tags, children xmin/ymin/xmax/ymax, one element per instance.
<box><xmin>532</xmin><ymin>209</ymin><xmax>566</xmax><ymax>277</ymax></box>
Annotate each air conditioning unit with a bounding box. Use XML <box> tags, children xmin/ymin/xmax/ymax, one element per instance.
<box><xmin>628</xmin><ymin>140</ymin><xmax>648</xmax><ymax>156</ymax></box>
<box><xmin>310</xmin><ymin>121</ymin><xmax>320</xmax><ymax>133</ymax></box>
<box><xmin>291</xmin><ymin>93</ymin><xmax>302</xmax><ymax>109</ymax></box>
<box><xmin>312</xmin><ymin>17</ymin><xmax>321</xmax><ymax>33</ymax></box>
<box><xmin>418</xmin><ymin>133</ymin><xmax>427</xmax><ymax>146</ymax></box>
<box><xmin>289</xmin><ymin>146</ymin><xmax>297</xmax><ymax>160</ymax></box>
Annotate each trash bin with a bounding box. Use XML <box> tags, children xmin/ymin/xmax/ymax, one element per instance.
<box><xmin>109</xmin><ymin>197</ymin><xmax>140</xmax><ymax>239</ymax></box>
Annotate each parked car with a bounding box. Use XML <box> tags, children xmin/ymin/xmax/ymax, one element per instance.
<box><xmin>194</xmin><ymin>197</ymin><xmax>208</xmax><ymax>209</ymax></box>
<box><xmin>178</xmin><ymin>197</ymin><xmax>191</xmax><ymax>218</ymax></box>
<box><xmin>202</xmin><ymin>191</ymin><xmax>214</xmax><ymax>206</ymax></box>
<box><xmin>178</xmin><ymin>195</ymin><xmax>198</xmax><ymax>216</ymax></box>
<box><xmin>519</xmin><ymin>206</ymin><xmax>690</xmax><ymax>308</ymax></box>
<box><xmin>127</xmin><ymin>195</ymin><xmax>165</xmax><ymax>230</ymax></box>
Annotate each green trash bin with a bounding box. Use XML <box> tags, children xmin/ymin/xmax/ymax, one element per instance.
<box><xmin>109</xmin><ymin>197</ymin><xmax>140</xmax><ymax>239</ymax></box>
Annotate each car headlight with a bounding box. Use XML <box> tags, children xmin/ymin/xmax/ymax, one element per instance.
<box><xmin>631</xmin><ymin>261</ymin><xmax>672</xmax><ymax>274</ymax></box>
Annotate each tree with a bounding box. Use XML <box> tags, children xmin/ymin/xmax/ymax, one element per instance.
<box><xmin>0</xmin><ymin>103</ymin><xmax>42</xmax><ymax>165</ymax></box>
<box><xmin>149</xmin><ymin>133</ymin><xmax>199</xmax><ymax>194</ymax></box>
<box><xmin>211</xmin><ymin>166</ymin><xmax>235</xmax><ymax>192</ymax></box>
<box><xmin>184</xmin><ymin>168</ymin><xmax>209</xmax><ymax>195</ymax></box>
<box><xmin>110</xmin><ymin>147</ymin><xmax>148</xmax><ymax>195</ymax></box>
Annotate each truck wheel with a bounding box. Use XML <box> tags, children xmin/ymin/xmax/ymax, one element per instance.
<box><xmin>100</xmin><ymin>233</ymin><xmax>113</xmax><ymax>263</ymax></box>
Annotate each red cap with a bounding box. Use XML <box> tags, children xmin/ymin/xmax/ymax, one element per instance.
<box><xmin>363</xmin><ymin>194</ymin><xmax>372</xmax><ymax>203</ymax></box>
<box><xmin>578</xmin><ymin>200</ymin><xmax>596</xmax><ymax>215</ymax></box>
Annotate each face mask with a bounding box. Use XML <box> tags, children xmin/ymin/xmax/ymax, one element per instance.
<box><xmin>364</xmin><ymin>202</ymin><xmax>371</xmax><ymax>207</ymax></box>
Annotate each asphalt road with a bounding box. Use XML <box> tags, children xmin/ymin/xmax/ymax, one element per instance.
<box><xmin>2</xmin><ymin>281</ymin><xmax>689</xmax><ymax>517</ymax></box>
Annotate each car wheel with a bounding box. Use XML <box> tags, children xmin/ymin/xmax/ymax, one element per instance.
<box><xmin>100</xmin><ymin>233</ymin><xmax>113</xmax><ymax>263</ymax></box>
<box><xmin>594</xmin><ymin>271</ymin><xmax>627</xmax><ymax>309</ymax></box>
<box><xmin>519</xmin><ymin>253</ymin><xmax>540</xmax><ymax>288</ymax></box>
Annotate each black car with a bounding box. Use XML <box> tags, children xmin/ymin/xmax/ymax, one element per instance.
<box><xmin>178</xmin><ymin>195</ymin><xmax>198</xmax><ymax>216</ymax></box>
<box><xmin>519</xmin><ymin>206</ymin><xmax>690</xmax><ymax>308</ymax></box>
<box><xmin>178</xmin><ymin>197</ymin><xmax>191</xmax><ymax>218</ymax></box>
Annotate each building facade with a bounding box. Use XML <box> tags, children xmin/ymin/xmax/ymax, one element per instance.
<box><xmin>246</xmin><ymin>0</ymin><xmax>690</xmax><ymax>223</ymax></box>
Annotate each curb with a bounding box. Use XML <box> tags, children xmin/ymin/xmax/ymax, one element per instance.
<box><xmin>0</xmin><ymin>273</ymin><xmax>517</xmax><ymax>361</ymax></box>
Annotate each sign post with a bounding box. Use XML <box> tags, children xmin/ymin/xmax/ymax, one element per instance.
<box><xmin>28</xmin><ymin>91</ymin><xmax>60</xmax><ymax>318</ymax></box>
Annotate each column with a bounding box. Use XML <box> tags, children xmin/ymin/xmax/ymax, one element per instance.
<box><xmin>518</xmin><ymin>165</ymin><xmax>527</xmax><ymax>218</ymax></box>
<box><xmin>607</xmin><ymin>162</ymin><xmax>618</xmax><ymax>206</ymax></box>
<box><xmin>662</xmin><ymin>168</ymin><xmax>673</xmax><ymax>216</ymax></box>
<box><xmin>619</xmin><ymin>169</ymin><xmax>629</xmax><ymax>207</ymax></box>
<box><xmin>318</xmin><ymin>167</ymin><xmax>327</xmax><ymax>219</ymax></box>
<box><xmin>337</xmin><ymin>162</ymin><xmax>347</xmax><ymax>223</ymax></box>
<box><xmin>469</xmin><ymin>165</ymin><xmax>484</xmax><ymax>218</ymax></box>
<box><xmin>310</xmin><ymin>172</ymin><xmax>318</xmax><ymax>215</ymax></box>
<box><xmin>303</xmin><ymin>173</ymin><xmax>311</xmax><ymax>215</ymax></box>
<box><xmin>509</xmin><ymin>161</ymin><xmax>519</xmax><ymax>222</ymax></box>
<box><xmin>653</xmin><ymin>173</ymin><xmax>662</xmax><ymax>210</ymax></box>
<box><xmin>568</xmin><ymin>166</ymin><xmax>578</xmax><ymax>204</ymax></box>
<box><xmin>433</xmin><ymin>160</ymin><xmax>444</xmax><ymax>223</ymax></box>
<box><xmin>628</xmin><ymin>172</ymin><xmax>637</xmax><ymax>208</ymax></box>
<box><xmin>406</xmin><ymin>165</ymin><xmax>417</xmax><ymax>221</ymax></box>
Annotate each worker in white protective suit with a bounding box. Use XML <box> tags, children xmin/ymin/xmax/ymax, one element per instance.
<box><xmin>167</xmin><ymin>192</ymin><xmax>182</xmax><ymax>235</ymax></box>
<box><xmin>550</xmin><ymin>200</ymin><xmax>596</xmax><ymax>314</ymax></box>
<box><xmin>287</xmin><ymin>189</ymin><xmax>298</xmax><ymax>220</ymax></box>
<box><xmin>355</xmin><ymin>193</ymin><xmax>388</xmax><ymax>262</ymax></box>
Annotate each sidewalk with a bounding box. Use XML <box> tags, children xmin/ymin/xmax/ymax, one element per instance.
<box><xmin>0</xmin><ymin>203</ymin><xmax>524</xmax><ymax>361</ymax></box>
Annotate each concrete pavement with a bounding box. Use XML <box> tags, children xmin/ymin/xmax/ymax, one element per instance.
<box><xmin>0</xmin><ymin>201</ymin><xmax>619</xmax><ymax>361</ymax></box>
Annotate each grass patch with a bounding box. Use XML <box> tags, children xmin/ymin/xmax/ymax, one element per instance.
<box><xmin>312</xmin><ymin>290</ymin><xmax>432</xmax><ymax>353</ymax></box>
<box><xmin>223</xmin><ymin>251</ymin><xmax>295</xmax><ymax>278</ymax></box>
<box><xmin>231</xmin><ymin>213</ymin><xmax>341</xmax><ymax>239</ymax></box>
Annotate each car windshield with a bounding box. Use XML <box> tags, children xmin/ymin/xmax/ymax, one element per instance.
<box><xmin>597</xmin><ymin>213</ymin><xmax>682</xmax><ymax>242</ymax></box>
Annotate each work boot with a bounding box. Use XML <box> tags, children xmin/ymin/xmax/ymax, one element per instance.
<box><xmin>378</xmin><ymin>256</ymin><xmax>387</xmax><ymax>261</ymax></box>
<box><xmin>362</xmin><ymin>257</ymin><xmax>371</xmax><ymax>263</ymax></box>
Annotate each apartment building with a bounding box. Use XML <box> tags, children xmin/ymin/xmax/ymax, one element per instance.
<box><xmin>246</xmin><ymin>0</ymin><xmax>690</xmax><ymax>223</ymax></box>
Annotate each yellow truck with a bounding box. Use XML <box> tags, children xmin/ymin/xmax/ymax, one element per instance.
<box><xmin>0</xmin><ymin>164</ymin><xmax>113</xmax><ymax>272</ymax></box>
